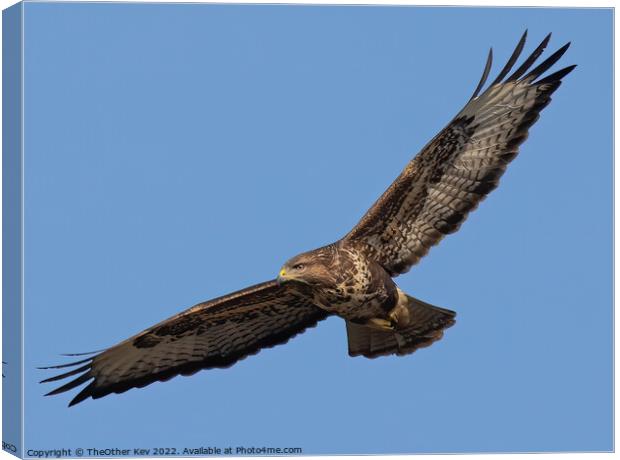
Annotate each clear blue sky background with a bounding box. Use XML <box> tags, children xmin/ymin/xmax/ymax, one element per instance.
<box><xmin>20</xmin><ymin>3</ymin><xmax>611</xmax><ymax>455</ymax></box>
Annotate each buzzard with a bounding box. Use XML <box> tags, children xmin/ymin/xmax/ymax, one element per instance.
<box><xmin>42</xmin><ymin>31</ymin><xmax>575</xmax><ymax>406</ymax></box>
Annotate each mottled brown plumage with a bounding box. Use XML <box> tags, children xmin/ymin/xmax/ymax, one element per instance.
<box><xmin>42</xmin><ymin>31</ymin><xmax>574</xmax><ymax>406</ymax></box>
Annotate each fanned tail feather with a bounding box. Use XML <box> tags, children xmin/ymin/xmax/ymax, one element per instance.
<box><xmin>346</xmin><ymin>295</ymin><xmax>456</xmax><ymax>358</ymax></box>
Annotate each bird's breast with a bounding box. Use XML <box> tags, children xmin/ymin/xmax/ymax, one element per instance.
<box><xmin>311</xmin><ymin>276</ymin><xmax>397</xmax><ymax>321</ymax></box>
<box><xmin>307</xmin><ymin>241</ymin><xmax>398</xmax><ymax>320</ymax></box>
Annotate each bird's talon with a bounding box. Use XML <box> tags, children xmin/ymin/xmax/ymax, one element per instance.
<box><xmin>366</xmin><ymin>318</ymin><xmax>394</xmax><ymax>331</ymax></box>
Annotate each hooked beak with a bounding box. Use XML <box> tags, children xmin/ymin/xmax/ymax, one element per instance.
<box><xmin>276</xmin><ymin>268</ymin><xmax>288</xmax><ymax>286</ymax></box>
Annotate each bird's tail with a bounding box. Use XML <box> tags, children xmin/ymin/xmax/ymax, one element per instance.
<box><xmin>346</xmin><ymin>295</ymin><xmax>456</xmax><ymax>358</ymax></box>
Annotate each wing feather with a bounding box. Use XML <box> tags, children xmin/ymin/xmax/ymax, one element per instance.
<box><xmin>506</xmin><ymin>33</ymin><xmax>552</xmax><ymax>82</ymax></box>
<box><xmin>469</xmin><ymin>48</ymin><xmax>493</xmax><ymax>101</ymax></box>
<box><xmin>489</xmin><ymin>30</ymin><xmax>528</xmax><ymax>86</ymax></box>
<box><xmin>41</xmin><ymin>281</ymin><xmax>328</xmax><ymax>406</ymax></box>
<box><xmin>345</xmin><ymin>32</ymin><xmax>575</xmax><ymax>275</ymax></box>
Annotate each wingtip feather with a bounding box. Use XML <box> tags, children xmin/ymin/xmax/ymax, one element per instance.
<box><xmin>60</xmin><ymin>349</ymin><xmax>104</xmax><ymax>357</ymax></box>
<box><xmin>68</xmin><ymin>383</ymin><xmax>96</xmax><ymax>407</ymax></box>
<box><xmin>506</xmin><ymin>32</ymin><xmax>552</xmax><ymax>82</ymax></box>
<box><xmin>43</xmin><ymin>372</ymin><xmax>93</xmax><ymax>397</ymax></box>
<box><xmin>37</xmin><ymin>357</ymin><xmax>93</xmax><ymax>370</ymax></box>
<box><xmin>40</xmin><ymin>364</ymin><xmax>91</xmax><ymax>384</ymax></box>
<box><xmin>489</xmin><ymin>30</ymin><xmax>528</xmax><ymax>86</ymax></box>
<box><xmin>535</xmin><ymin>64</ymin><xmax>577</xmax><ymax>86</ymax></box>
<box><xmin>469</xmin><ymin>47</ymin><xmax>493</xmax><ymax>101</ymax></box>
<box><xmin>524</xmin><ymin>41</ymin><xmax>571</xmax><ymax>81</ymax></box>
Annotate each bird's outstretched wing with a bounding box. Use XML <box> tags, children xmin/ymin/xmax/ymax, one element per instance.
<box><xmin>41</xmin><ymin>281</ymin><xmax>328</xmax><ymax>406</ymax></box>
<box><xmin>345</xmin><ymin>31</ymin><xmax>576</xmax><ymax>275</ymax></box>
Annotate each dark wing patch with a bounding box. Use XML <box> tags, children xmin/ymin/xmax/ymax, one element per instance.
<box><xmin>345</xmin><ymin>31</ymin><xmax>575</xmax><ymax>275</ymax></box>
<box><xmin>41</xmin><ymin>281</ymin><xmax>328</xmax><ymax>406</ymax></box>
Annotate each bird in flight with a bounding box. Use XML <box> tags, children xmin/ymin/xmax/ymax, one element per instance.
<box><xmin>42</xmin><ymin>31</ymin><xmax>575</xmax><ymax>406</ymax></box>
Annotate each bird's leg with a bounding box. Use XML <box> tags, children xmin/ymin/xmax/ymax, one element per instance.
<box><xmin>386</xmin><ymin>289</ymin><xmax>412</xmax><ymax>329</ymax></box>
<box><xmin>361</xmin><ymin>289</ymin><xmax>412</xmax><ymax>331</ymax></box>
<box><xmin>388</xmin><ymin>309</ymin><xmax>402</xmax><ymax>327</ymax></box>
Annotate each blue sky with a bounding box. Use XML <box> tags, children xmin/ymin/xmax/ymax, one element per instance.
<box><xmin>18</xmin><ymin>3</ymin><xmax>612</xmax><ymax>455</ymax></box>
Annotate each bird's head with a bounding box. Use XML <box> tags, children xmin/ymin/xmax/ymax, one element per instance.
<box><xmin>277</xmin><ymin>250</ymin><xmax>333</xmax><ymax>287</ymax></box>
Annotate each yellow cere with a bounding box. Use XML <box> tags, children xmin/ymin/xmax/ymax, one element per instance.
<box><xmin>279</xmin><ymin>269</ymin><xmax>287</xmax><ymax>277</ymax></box>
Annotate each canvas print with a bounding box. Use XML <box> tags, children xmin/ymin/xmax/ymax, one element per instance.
<box><xmin>2</xmin><ymin>2</ymin><xmax>613</xmax><ymax>457</ymax></box>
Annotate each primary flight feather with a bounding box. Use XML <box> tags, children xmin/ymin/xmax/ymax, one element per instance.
<box><xmin>42</xmin><ymin>31</ymin><xmax>575</xmax><ymax>406</ymax></box>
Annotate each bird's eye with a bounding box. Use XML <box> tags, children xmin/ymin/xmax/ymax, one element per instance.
<box><xmin>292</xmin><ymin>263</ymin><xmax>305</xmax><ymax>271</ymax></box>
